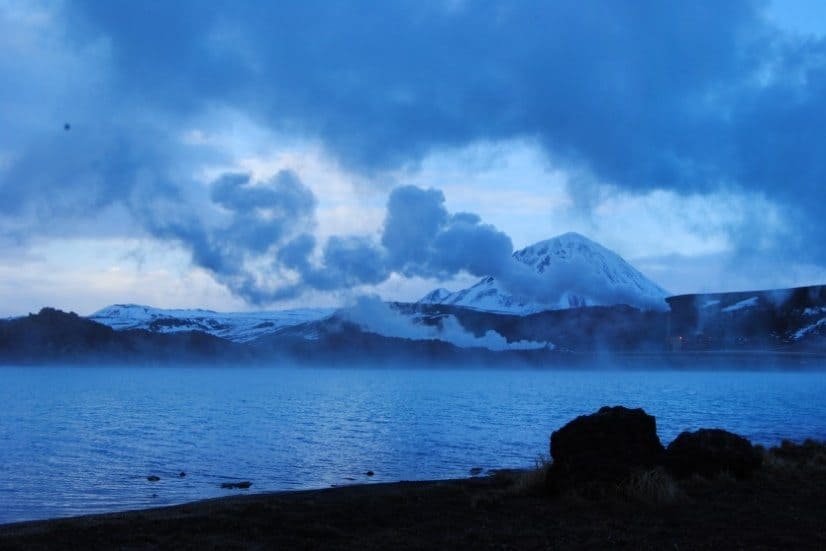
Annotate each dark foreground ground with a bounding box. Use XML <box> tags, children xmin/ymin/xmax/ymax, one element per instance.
<box><xmin>2</xmin><ymin>445</ymin><xmax>826</xmax><ymax>551</ymax></box>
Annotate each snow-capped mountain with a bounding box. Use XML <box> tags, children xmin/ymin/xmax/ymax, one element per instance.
<box><xmin>89</xmin><ymin>304</ymin><xmax>334</xmax><ymax>343</ymax></box>
<box><xmin>419</xmin><ymin>232</ymin><xmax>669</xmax><ymax>314</ymax></box>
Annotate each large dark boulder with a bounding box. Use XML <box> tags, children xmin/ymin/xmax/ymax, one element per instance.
<box><xmin>666</xmin><ymin>429</ymin><xmax>762</xmax><ymax>479</ymax></box>
<box><xmin>547</xmin><ymin>406</ymin><xmax>665</xmax><ymax>493</ymax></box>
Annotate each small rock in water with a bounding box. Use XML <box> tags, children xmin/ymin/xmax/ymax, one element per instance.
<box><xmin>469</xmin><ymin>467</ymin><xmax>484</xmax><ymax>476</ymax></box>
<box><xmin>147</xmin><ymin>475</ymin><xmax>160</xmax><ymax>482</ymax></box>
<box><xmin>365</xmin><ymin>470</ymin><xmax>375</xmax><ymax>477</ymax></box>
<box><xmin>178</xmin><ymin>472</ymin><xmax>186</xmax><ymax>478</ymax></box>
<box><xmin>221</xmin><ymin>481</ymin><xmax>252</xmax><ymax>489</ymax></box>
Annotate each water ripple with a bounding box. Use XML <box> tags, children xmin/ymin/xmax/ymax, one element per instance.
<box><xmin>1</xmin><ymin>365</ymin><xmax>825</xmax><ymax>524</ymax></box>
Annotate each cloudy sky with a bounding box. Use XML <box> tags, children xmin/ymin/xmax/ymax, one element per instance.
<box><xmin>2</xmin><ymin>0</ymin><xmax>826</xmax><ymax>316</ymax></box>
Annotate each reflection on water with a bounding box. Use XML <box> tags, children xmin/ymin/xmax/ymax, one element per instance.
<box><xmin>1</xmin><ymin>364</ymin><xmax>825</xmax><ymax>524</ymax></box>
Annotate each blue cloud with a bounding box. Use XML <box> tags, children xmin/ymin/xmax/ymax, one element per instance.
<box><xmin>382</xmin><ymin>186</ymin><xmax>450</xmax><ymax>274</ymax></box>
<box><xmin>237</xmin><ymin>184</ymin><xmax>517</xmax><ymax>302</ymax></box>
<box><xmin>5</xmin><ymin>0</ymin><xmax>826</xmax><ymax>305</ymax></box>
<box><xmin>63</xmin><ymin>1</ymin><xmax>763</xmax><ymax>178</ymax></box>
<box><xmin>62</xmin><ymin>3</ymin><xmax>826</xmax><ymax>235</ymax></box>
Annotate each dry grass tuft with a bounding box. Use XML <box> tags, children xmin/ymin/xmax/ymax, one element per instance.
<box><xmin>510</xmin><ymin>455</ymin><xmax>553</xmax><ymax>497</ymax></box>
<box><xmin>619</xmin><ymin>468</ymin><xmax>682</xmax><ymax>505</ymax></box>
<box><xmin>763</xmin><ymin>439</ymin><xmax>826</xmax><ymax>474</ymax></box>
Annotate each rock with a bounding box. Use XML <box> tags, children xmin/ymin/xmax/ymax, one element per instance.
<box><xmin>147</xmin><ymin>475</ymin><xmax>160</xmax><ymax>482</ymax></box>
<box><xmin>469</xmin><ymin>467</ymin><xmax>483</xmax><ymax>476</ymax></box>
<box><xmin>220</xmin><ymin>481</ymin><xmax>252</xmax><ymax>489</ymax></box>
<box><xmin>547</xmin><ymin>406</ymin><xmax>665</xmax><ymax>493</ymax></box>
<box><xmin>666</xmin><ymin>429</ymin><xmax>762</xmax><ymax>479</ymax></box>
<box><xmin>365</xmin><ymin>471</ymin><xmax>374</xmax><ymax>477</ymax></box>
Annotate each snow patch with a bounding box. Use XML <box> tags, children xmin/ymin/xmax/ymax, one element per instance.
<box><xmin>793</xmin><ymin>317</ymin><xmax>826</xmax><ymax>340</ymax></box>
<box><xmin>721</xmin><ymin>297</ymin><xmax>759</xmax><ymax>313</ymax></box>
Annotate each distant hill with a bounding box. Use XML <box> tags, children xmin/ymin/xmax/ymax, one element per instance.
<box><xmin>666</xmin><ymin>285</ymin><xmax>826</xmax><ymax>351</ymax></box>
<box><xmin>4</xmin><ymin>283</ymin><xmax>826</xmax><ymax>366</ymax></box>
<box><xmin>0</xmin><ymin>307</ymin><xmax>552</xmax><ymax>366</ymax></box>
<box><xmin>89</xmin><ymin>304</ymin><xmax>334</xmax><ymax>342</ymax></box>
<box><xmin>0</xmin><ymin>308</ymin><xmax>242</xmax><ymax>364</ymax></box>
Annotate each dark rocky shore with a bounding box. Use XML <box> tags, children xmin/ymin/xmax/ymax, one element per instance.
<box><xmin>2</xmin><ymin>408</ymin><xmax>825</xmax><ymax>550</ymax></box>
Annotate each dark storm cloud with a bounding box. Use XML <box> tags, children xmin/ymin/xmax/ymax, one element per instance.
<box><xmin>380</xmin><ymin>185</ymin><xmax>514</xmax><ymax>280</ymax></box>
<box><xmin>381</xmin><ymin>186</ymin><xmax>513</xmax><ymax>278</ymax></box>
<box><xmin>63</xmin><ymin>0</ymin><xmax>762</xmax><ymax>181</ymax></box>
<box><xmin>126</xmin><ymin>171</ymin><xmax>523</xmax><ymax>304</ymax></box>
<box><xmin>160</xmin><ymin>175</ymin><xmax>648</xmax><ymax>309</ymax></box>
<box><xmin>209</xmin><ymin>171</ymin><xmax>316</xmax><ymax>253</ymax></box>
<box><xmin>316</xmin><ymin>236</ymin><xmax>390</xmax><ymax>288</ymax></box>
<box><xmin>5</xmin><ymin>0</ymin><xmax>826</xmax><ymax>305</ymax></box>
<box><xmin>61</xmin><ymin>0</ymin><xmax>826</xmax><ymax>257</ymax></box>
<box><xmin>265</xmin><ymin>185</ymin><xmax>522</xmax><ymax>302</ymax></box>
<box><xmin>0</xmin><ymin>126</ymin><xmax>171</xmax><ymax>220</ymax></box>
<box><xmin>382</xmin><ymin>186</ymin><xmax>448</xmax><ymax>271</ymax></box>
<box><xmin>140</xmin><ymin>170</ymin><xmax>319</xmax><ymax>303</ymax></box>
<box><xmin>211</xmin><ymin>171</ymin><xmax>315</xmax><ymax>216</ymax></box>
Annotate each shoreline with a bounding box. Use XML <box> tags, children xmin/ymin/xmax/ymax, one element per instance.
<box><xmin>0</xmin><ymin>477</ymin><xmax>474</xmax><ymax>528</ymax></box>
<box><xmin>2</xmin><ymin>449</ymin><xmax>826</xmax><ymax>550</ymax></box>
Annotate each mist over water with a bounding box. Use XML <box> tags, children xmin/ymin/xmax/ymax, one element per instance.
<box><xmin>1</xmin><ymin>364</ymin><xmax>825</xmax><ymax>524</ymax></box>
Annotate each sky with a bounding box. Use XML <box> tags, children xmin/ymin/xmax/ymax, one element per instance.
<box><xmin>2</xmin><ymin>0</ymin><xmax>826</xmax><ymax>316</ymax></box>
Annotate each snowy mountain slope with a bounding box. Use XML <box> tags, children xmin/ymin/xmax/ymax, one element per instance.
<box><xmin>721</xmin><ymin>297</ymin><xmax>759</xmax><ymax>313</ymax></box>
<box><xmin>89</xmin><ymin>304</ymin><xmax>334</xmax><ymax>343</ymax></box>
<box><xmin>418</xmin><ymin>288</ymin><xmax>452</xmax><ymax>304</ymax></box>
<box><xmin>419</xmin><ymin>232</ymin><xmax>669</xmax><ymax>314</ymax></box>
<box><xmin>434</xmin><ymin>276</ymin><xmax>545</xmax><ymax>314</ymax></box>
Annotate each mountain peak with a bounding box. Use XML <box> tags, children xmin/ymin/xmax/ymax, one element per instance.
<box><xmin>419</xmin><ymin>232</ymin><xmax>668</xmax><ymax>314</ymax></box>
<box><xmin>524</xmin><ymin>231</ymin><xmax>593</xmax><ymax>246</ymax></box>
<box><xmin>513</xmin><ymin>232</ymin><xmax>619</xmax><ymax>272</ymax></box>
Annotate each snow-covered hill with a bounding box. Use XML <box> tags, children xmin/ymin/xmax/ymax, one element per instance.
<box><xmin>89</xmin><ymin>304</ymin><xmax>334</xmax><ymax>343</ymax></box>
<box><xmin>419</xmin><ymin>232</ymin><xmax>669</xmax><ymax>314</ymax></box>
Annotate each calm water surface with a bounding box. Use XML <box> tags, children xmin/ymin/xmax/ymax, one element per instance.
<box><xmin>1</xmin><ymin>365</ymin><xmax>825</xmax><ymax>524</ymax></box>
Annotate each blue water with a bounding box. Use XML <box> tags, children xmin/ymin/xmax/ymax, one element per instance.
<box><xmin>1</xmin><ymin>365</ymin><xmax>825</xmax><ymax>524</ymax></box>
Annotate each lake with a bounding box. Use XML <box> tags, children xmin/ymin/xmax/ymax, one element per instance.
<box><xmin>1</xmin><ymin>364</ymin><xmax>825</xmax><ymax>524</ymax></box>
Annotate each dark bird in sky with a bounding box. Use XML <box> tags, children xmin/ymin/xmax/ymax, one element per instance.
<box><xmin>64</xmin><ymin>123</ymin><xmax>70</xmax><ymax>131</ymax></box>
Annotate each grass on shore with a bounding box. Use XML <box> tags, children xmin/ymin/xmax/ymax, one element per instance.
<box><xmin>507</xmin><ymin>439</ymin><xmax>826</xmax><ymax>505</ymax></box>
<box><xmin>507</xmin><ymin>455</ymin><xmax>681</xmax><ymax>505</ymax></box>
<box><xmin>762</xmin><ymin>439</ymin><xmax>826</xmax><ymax>472</ymax></box>
<box><xmin>510</xmin><ymin>455</ymin><xmax>553</xmax><ymax>497</ymax></box>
